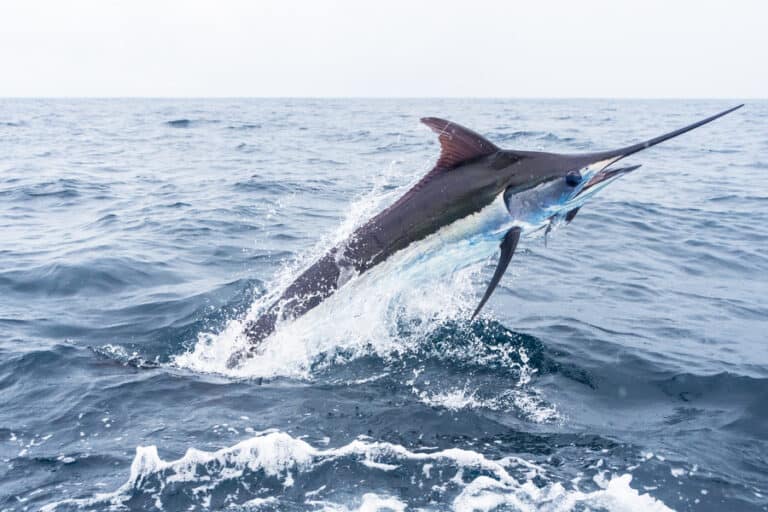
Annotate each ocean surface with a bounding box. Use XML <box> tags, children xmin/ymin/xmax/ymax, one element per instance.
<box><xmin>0</xmin><ymin>99</ymin><xmax>766</xmax><ymax>511</ymax></box>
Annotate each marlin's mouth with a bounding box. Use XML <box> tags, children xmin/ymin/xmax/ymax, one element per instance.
<box><xmin>575</xmin><ymin>163</ymin><xmax>642</xmax><ymax>197</ymax></box>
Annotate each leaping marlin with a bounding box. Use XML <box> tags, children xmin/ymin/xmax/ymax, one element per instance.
<box><xmin>234</xmin><ymin>105</ymin><xmax>742</xmax><ymax>365</ymax></box>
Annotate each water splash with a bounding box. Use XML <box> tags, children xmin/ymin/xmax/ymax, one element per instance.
<box><xmin>42</xmin><ymin>430</ymin><xmax>672</xmax><ymax>512</ymax></box>
<box><xmin>173</xmin><ymin>162</ymin><xmax>509</xmax><ymax>381</ymax></box>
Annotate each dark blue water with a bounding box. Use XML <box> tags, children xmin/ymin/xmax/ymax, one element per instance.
<box><xmin>1</xmin><ymin>99</ymin><xmax>766</xmax><ymax>511</ymax></box>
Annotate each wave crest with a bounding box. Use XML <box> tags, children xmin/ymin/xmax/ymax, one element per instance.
<box><xmin>42</xmin><ymin>431</ymin><xmax>671</xmax><ymax>512</ymax></box>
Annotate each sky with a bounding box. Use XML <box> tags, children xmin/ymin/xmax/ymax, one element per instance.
<box><xmin>0</xmin><ymin>0</ymin><xmax>765</xmax><ymax>98</ymax></box>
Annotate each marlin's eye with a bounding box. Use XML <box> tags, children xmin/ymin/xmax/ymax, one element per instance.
<box><xmin>565</xmin><ymin>171</ymin><xmax>582</xmax><ymax>187</ymax></box>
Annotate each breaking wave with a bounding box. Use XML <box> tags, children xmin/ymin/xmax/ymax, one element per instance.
<box><xmin>42</xmin><ymin>430</ymin><xmax>671</xmax><ymax>512</ymax></box>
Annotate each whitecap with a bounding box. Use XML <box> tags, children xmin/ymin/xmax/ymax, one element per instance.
<box><xmin>42</xmin><ymin>430</ymin><xmax>672</xmax><ymax>512</ymax></box>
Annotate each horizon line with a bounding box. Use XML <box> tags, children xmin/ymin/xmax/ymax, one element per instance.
<box><xmin>0</xmin><ymin>96</ymin><xmax>764</xmax><ymax>101</ymax></box>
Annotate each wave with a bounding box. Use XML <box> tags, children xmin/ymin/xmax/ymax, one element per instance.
<box><xmin>0</xmin><ymin>258</ymin><xmax>183</xmax><ymax>298</ymax></box>
<box><xmin>743</xmin><ymin>161</ymin><xmax>768</xmax><ymax>170</ymax></box>
<box><xmin>235</xmin><ymin>142</ymin><xmax>260</xmax><ymax>153</ymax></box>
<box><xmin>227</xmin><ymin>123</ymin><xmax>261</xmax><ymax>130</ymax></box>
<box><xmin>164</xmin><ymin>118</ymin><xmax>221</xmax><ymax>128</ymax></box>
<box><xmin>369</xmin><ymin>141</ymin><xmax>428</xmax><ymax>153</ymax></box>
<box><xmin>0</xmin><ymin>178</ymin><xmax>113</xmax><ymax>204</ymax></box>
<box><xmin>489</xmin><ymin>131</ymin><xmax>575</xmax><ymax>144</ymax></box>
<box><xmin>166</xmin><ymin>118</ymin><xmax>192</xmax><ymax>127</ymax></box>
<box><xmin>41</xmin><ymin>430</ymin><xmax>672</xmax><ymax>512</ymax></box>
<box><xmin>91</xmin><ymin>343</ymin><xmax>161</xmax><ymax>369</ymax></box>
<box><xmin>319</xmin><ymin>129</ymin><xmax>372</xmax><ymax>143</ymax></box>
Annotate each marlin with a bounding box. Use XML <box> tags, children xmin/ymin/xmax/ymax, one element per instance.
<box><xmin>235</xmin><ymin>105</ymin><xmax>742</xmax><ymax>364</ymax></box>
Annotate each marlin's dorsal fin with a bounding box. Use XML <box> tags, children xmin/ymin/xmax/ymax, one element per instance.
<box><xmin>421</xmin><ymin>117</ymin><xmax>499</xmax><ymax>171</ymax></box>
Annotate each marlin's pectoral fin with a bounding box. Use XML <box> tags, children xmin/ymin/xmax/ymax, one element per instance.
<box><xmin>471</xmin><ymin>227</ymin><xmax>522</xmax><ymax>320</ymax></box>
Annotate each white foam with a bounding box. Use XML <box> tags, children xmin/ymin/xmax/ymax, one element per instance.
<box><xmin>410</xmin><ymin>346</ymin><xmax>558</xmax><ymax>422</ymax></box>
<box><xmin>357</xmin><ymin>493</ymin><xmax>407</xmax><ymax>512</ymax></box>
<box><xmin>42</xmin><ymin>431</ymin><xmax>672</xmax><ymax>512</ymax></box>
<box><xmin>417</xmin><ymin>386</ymin><xmax>486</xmax><ymax>411</ymax></box>
<box><xmin>414</xmin><ymin>386</ymin><xmax>557</xmax><ymax>422</ymax></box>
<box><xmin>452</xmin><ymin>472</ymin><xmax>673</xmax><ymax>512</ymax></box>
<box><xmin>307</xmin><ymin>493</ymin><xmax>408</xmax><ymax>512</ymax></box>
<box><xmin>238</xmin><ymin>496</ymin><xmax>277</xmax><ymax>509</ymax></box>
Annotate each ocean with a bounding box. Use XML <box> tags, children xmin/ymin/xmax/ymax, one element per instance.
<box><xmin>0</xmin><ymin>98</ymin><xmax>766</xmax><ymax>511</ymax></box>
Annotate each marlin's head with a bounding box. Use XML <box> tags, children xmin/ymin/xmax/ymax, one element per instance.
<box><xmin>501</xmin><ymin>155</ymin><xmax>642</xmax><ymax>233</ymax></box>
<box><xmin>494</xmin><ymin>104</ymin><xmax>744</xmax><ymax>234</ymax></box>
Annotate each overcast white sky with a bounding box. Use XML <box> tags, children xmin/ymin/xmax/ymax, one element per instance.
<box><xmin>0</xmin><ymin>0</ymin><xmax>765</xmax><ymax>97</ymax></box>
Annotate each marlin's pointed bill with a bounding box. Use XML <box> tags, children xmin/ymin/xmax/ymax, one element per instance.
<box><xmin>585</xmin><ymin>104</ymin><xmax>743</xmax><ymax>164</ymax></box>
